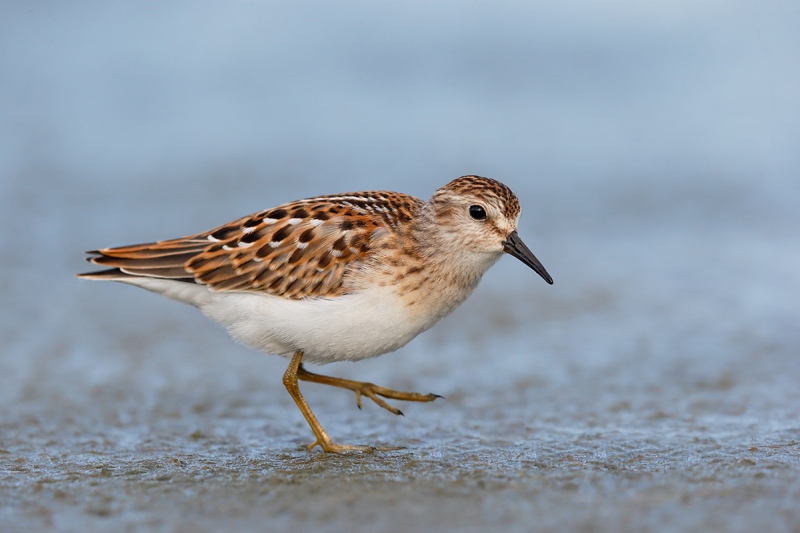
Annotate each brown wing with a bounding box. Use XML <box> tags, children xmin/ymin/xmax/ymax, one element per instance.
<box><xmin>79</xmin><ymin>191</ymin><xmax>423</xmax><ymax>299</ymax></box>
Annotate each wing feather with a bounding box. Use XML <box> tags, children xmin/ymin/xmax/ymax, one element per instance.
<box><xmin>78</xmin><ymin>191</ymin><xmax>424</xmax><ymax>299</ymax></box>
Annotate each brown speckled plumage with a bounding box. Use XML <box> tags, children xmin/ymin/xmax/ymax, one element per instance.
<box><xmin>83</xmin><ymin>190</ymin><xmax>425</xmax><ymax>299</ymax></box>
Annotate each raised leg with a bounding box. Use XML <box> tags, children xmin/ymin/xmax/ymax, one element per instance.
<box><xmin>297</xmin><ymin>363</ymin><xmax>441</xmax><ymax>416</ymax></box>
<box><xmin>282</xmin><ymin>351</ymin><xmax>373</xmax><ymax>453</ymax></box>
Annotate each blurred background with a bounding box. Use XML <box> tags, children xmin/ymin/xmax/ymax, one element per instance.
<box><xmin>1</xmin><ymin>1</ymin><xmax>798</xmax><ymax>531</ymax></box>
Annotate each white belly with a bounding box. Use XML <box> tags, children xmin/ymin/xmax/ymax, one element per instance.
<box><xmin>121</xmin><ymin>277</ymin><xmax>446</xmax><ymax>364</ymax></box>
<box><xmin>201</xmin><ymin>286</ymin><xmax>441</xmax><ymax>363</ymax></box>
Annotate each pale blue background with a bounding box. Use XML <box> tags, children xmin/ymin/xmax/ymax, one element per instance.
<box><xmin>1</xmin><ymin>2</ymin><xmax>799</xmax><ymax>531</ymax></box>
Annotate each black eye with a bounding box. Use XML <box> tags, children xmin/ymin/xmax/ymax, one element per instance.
<box><xmin>469</xmin><ymin>205</ymin><xmax>487</xmax><ymax>220</ymax></box>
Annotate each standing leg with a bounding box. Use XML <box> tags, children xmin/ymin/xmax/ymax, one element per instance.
<box><xmin>282</xmin><ymin>351</ymin><xmax>373</xmax><ymax>453</ymax></box>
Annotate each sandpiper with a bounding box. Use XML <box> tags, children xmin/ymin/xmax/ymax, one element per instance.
<box><xmin>79</xmin><ymin>175</ymin><xmax>553</xmax><ymax>453</ymax></box>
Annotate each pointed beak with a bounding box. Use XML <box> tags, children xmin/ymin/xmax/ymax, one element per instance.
<box><xmin>502</xmin><ymin>231</ymin><xmax>553</xmax><ymax>285</ymax></box>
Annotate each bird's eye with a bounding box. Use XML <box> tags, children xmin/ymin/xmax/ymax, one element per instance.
<box><xmin>469</xmin><ymin>205</ymin><xmax>487</xmax><ymax>220</ymax></box>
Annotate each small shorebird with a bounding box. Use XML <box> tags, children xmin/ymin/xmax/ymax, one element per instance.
<box><xmin>79</xmin><ymin>175</ymin><xmax>553</xmax><ymax>453</ymax></box>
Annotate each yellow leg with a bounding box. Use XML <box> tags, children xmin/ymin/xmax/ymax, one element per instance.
<box><xmin>282</xmin><ymin>351</ymin><xmax>373</xmax><ymax>453</ymax></box>
<box><xmin>297</xmin><ymin>363</ymin><xmax>441</xmax><ymax>416</ymax></box>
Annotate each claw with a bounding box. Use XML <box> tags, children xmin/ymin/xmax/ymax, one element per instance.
<box><xmin>311</xmin><ymin>441</ymin><xmax>377</xmax><ymax>454</ymax></box>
